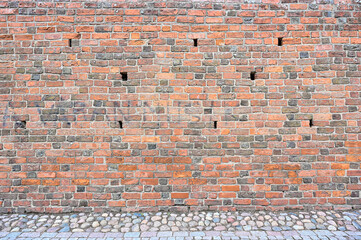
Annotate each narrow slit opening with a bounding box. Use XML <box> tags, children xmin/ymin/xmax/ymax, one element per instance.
<box><xmin>250</xmin><ymin>71</ymin><xmax>256</xmax><ymax>80</ymax></box>
<box><xmin>193</xmin><ymin>39</ymin><xmax>198</xmax><ymax>47</ymax></box>
<box><xmin>309</xmin><ymin>118</ymin><xmax>313</xmax><ymax>127</ymax></box>
<box><xmin>213</xmin><ymin>121</ymin><xmax>217</xmax><ymax>129</ymax></box>
<box><xmin>278</xmin><ymin>37</ymin><xmax>283</xmax><ymax>46</ymax></box>
<box><xmin>69</xmin><ymin>39</ymin><xmax>72</xmax><ymax>47</ymax></box>
<box><xmin>121</xmin><ymin>72</ymin><xmax>128</xmax><ymax>81</ymax></box>
<box><xmin>118</xmin><ymin>121</ymin><xmax>123</xmax><ymax>129</ymax></box>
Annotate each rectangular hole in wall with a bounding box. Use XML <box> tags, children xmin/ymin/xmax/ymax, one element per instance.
<box><xmin>250</xmin><ymin>71</ymin><xmax>256</xmax><ymax>80</ymax></box>
<box><xmin>120</xmin><ymin>72</ymin><xmax>128</xmax><ymax>81</ymax></box>
<box><xmin>213</xmin><ymin>121</ymin><xmax>217</xmax><ymax>129</ymax></box>
<box><xmin>278</xmin><ymin>37</ymin><xmax>283</xmax><ymax>46</ymax></box>
<box><xmin>15</xmin><ymin>121</ymin><xmax>26</xmax><ymax>129</ymax></box>
<box><xmin>193</xmin><ymin>39</ymin><xmax>198</xmax><ymax>47</ymax></box>
<box><xmin>69</xmin><ymin>39</ymin><xmax>72</xmax><ymax>47</ymax></box>
<box><xmin>309</xmin><ymin>118</ymin><xmax>313</xmax><ymax>127</ymax></box>
<box><xmin>118</xmin><ymin>121</ymin><xmax>123</xmax><ymax>129</ymax></box>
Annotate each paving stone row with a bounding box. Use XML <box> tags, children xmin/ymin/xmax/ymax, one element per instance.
<box><xmin>1</xmin><ymin>230</ymin><xmax>361</xmax><ymax>240</ymax></box>
<box><xmin>0</xmin><ymin>210</ymin><xmax>361</xmax><ymax>234</ymax></box>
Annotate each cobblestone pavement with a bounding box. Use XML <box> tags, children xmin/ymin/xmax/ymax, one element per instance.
<box><xmin>0</xmin><ymin>210</ymin><xmax>360</xmax><ymax>239</ymax></box>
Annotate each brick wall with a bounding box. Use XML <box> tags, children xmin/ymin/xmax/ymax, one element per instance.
<box><xmin>0</xmin><ymin>0</ymin><xmax>360</xmax><ymax>213</ymax></box>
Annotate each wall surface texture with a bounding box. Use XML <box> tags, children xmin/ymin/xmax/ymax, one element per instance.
<box><xmin>0</xmin><ymin>0</ymin><xmax>360</xmax><ymax>213</ymax></box>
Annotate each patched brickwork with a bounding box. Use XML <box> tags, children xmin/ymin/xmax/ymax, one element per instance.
<box><xmin>0</xmin><ymin>0</ymin><xmax>360</xmax><ymax>213</ymax></box>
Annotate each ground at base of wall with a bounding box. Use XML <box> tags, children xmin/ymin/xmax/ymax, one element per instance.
<box><xmin>0</xmin><ymin>230</ymin><xmax>361</xmax><ymax>240</ymax></box>
<box><xmin>0</xmin><ymin>210</ymin><xmax>360</xmax><ymax>234</ymax></box>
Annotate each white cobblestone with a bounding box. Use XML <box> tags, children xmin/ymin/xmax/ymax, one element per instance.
<box><xmin>0</xmin><ymin>210</ymin><xmax>360</xmax><ymax>239</ymax></box>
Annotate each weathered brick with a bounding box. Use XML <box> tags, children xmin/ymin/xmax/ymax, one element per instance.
<box><xmin>0</xmin><ymin>1</ymin><xmax>358</xmax><ymax>213</ymax></box>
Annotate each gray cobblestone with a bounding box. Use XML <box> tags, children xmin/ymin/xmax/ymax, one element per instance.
<box><xmin>0</xmin><ymin>211</ymin><xmax>360</xmax><ymax>239</ymax></box>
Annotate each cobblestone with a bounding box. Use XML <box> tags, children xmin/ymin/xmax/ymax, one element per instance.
<box><xmin>0</xmin><ymin>210</ymin><xmax>360</xmax><ymax>239</ymax></box>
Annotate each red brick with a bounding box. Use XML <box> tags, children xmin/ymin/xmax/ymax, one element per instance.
<box><xmin>22</xmin><ymin>179</ymin><xmax>40</xmax><ymax>185</ymax></box>
<box><xmin>222</xmin><ymin>185</ymin><xmax>240</xmax><ymax>191</ymax></box>
<box><xmin>171</xmin><ymin>193</ymin><xmax>189</xmax><ymax>199</ymax></box>
<box><xmin>72</xmin><ymin>179</ymin><xmax>89</xmax><ymax>185</ymax></box>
